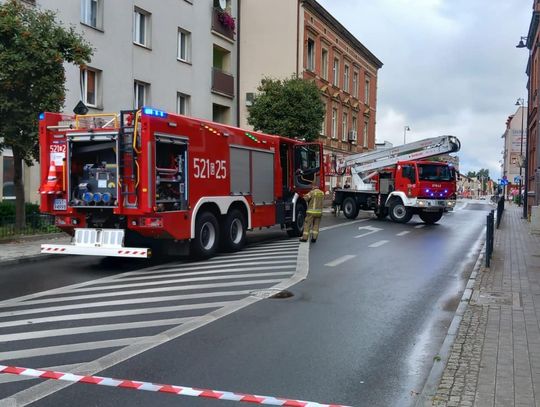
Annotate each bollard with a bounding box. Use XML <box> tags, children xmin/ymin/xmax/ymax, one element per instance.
<box><xmin>486</xmin><ymin>210</ymin><xmax>494</xmax><ymax>267</ymax></box>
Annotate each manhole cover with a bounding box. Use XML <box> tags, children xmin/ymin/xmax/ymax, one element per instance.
<box><xmin>250</xmin><ymin>289</ymin><xmax>294</xmax><ymax>299</ymax></box>
<box><xmin>471</xmin><ymin>290</ymin><xmax>520</xmax><ymax>307</ymax></box>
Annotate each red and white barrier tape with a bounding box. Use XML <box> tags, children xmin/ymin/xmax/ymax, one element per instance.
<box><xmin>0</xmin><ymin>365</ymin><xmax>350</xmax><ymax>407</ymax></box>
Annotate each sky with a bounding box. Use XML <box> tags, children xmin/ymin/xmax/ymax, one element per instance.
<box><xmin>317</xmin><ymin>0</ymin><xmax>531</xmax><ymax>179</ymax></box>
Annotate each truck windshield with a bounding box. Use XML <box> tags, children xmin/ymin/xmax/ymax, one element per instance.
<box><xmin>417</xmin><ymin>164</ymin><xmax>454</xmax><ymax>181</ymax></box>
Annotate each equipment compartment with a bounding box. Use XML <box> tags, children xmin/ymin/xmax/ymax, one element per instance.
<box><xmin>155</xmin><ymin>137</ymin><xmax>188</xmax><ymax>212</ymax></box>
<box><xmin>68</xmin><ymin>133</ymin><xmax>119</xmax><ymax>208</ymax></box>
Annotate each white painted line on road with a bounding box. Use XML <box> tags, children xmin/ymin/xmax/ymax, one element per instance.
<box><xmin>354</xmin><ymin>225</ymin><xmax>382</xmax><ymax>238</ymax></box>
<box><xmin>0</xmin><ymin>317</ymin><xmax>193</xmax><ymax>343</ymax></box>
<box><xmin>2</xmin><ymin>276</ymin><xmax>291</xmax><ymax>308</ymax></box>
<box><xmin>0</xmin><ymin>301</ymin><xmax>233</xmax><ymax>329</ymax></box>
<box><xmin>204</xmin><ymin>253</ymin><xmax>297</xmax><ymax>263</ymax></box>
<box><xmin>319</xmin><ymin>218</ymin><xmax>368</xmax><ymax>232</ymax></box>
<box><xmin>0</xmin><ymin>336</ymin><xmax>151</xmax><ymax>361</ymax></box>
<box><xmin>396</xmin><ymin>231</ymin><xmax>410</xmax><ymax>236</ymax></box>
<box><xmin>368</xmin><ymin>240</ymin><xmax>389</xmax><ymax>248</ymax></box>
<box><xmin>74</xmin><ymin>272</ymin><xmax>294</xmax><ymax>293</ymax></box>
<box><xmin>0</xmin><ymin>290</ymin><xmax>252</xmax><ymax>318</ymax></box>
<box><xmin>415</xmin><ymin>224</ymin><xmax>425</xmax><ymax>229</ymax></box>
<box><xmin>325</xmin><ymin>255</ymin><xmax>356</xmax><ymax>267</ymax></box>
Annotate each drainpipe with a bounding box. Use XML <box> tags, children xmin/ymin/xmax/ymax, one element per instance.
<box><xmin>236</xmin><ymin>0</ymin><xmax>241</xmax><ymax>127</ymax></box>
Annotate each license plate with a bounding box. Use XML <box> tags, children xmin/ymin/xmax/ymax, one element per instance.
<box><xmin>53</xmin><ymin>199</ymin><xmax>67</xmax><ymax>211</ymax></box>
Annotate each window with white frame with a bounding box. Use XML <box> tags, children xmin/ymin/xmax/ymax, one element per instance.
<box><xmin>134</xmin><ymin>81</ymin><xmax>149</xmax><ymax>109</ymax></box>
<box><xmin>80</xmin><ymin>0</ymin><xmax>102</xmax><ymax>29</ymax></box>
<box><xmin>331</xmin><ymin>108</ymin><xmax>337</xmax><ymax>139</ymax></box>
<box><xmin>320</xmin><ymin>109</ymin><xmax>326</xmax><ymax>136</ymax></box>
<box><xmin>176</xmin><ymin>92</ymin><xmax>190</xmax><ymax>115</ymax></box>
<box><xmin>333</xmin><ymin>58</ymin><xmax>339</xmax><ymax>86</ymax></box>
<box><xmin>344</xmin><ymin>65</ymin><xmax>349</xmax><ymax>92</ymax></box>
<box><xmin>177</xmin><ymin>28</ymin><xmax>191</xmax><ymax>62</ymax></box>
<box><xmin>341</xmin><ymin>112</ymin><xmax>348</xmax><ymax>141</ymax></box>
<box><xmin>353</xmin><ymin>71</ymin><xmax>358</xmax><ymax>97</ymax></box>
<box><xmin>81</xmin><ymin>67</ymin><xmax>99</xmax><ymax>107</ymax></box>
<box><xmin>134</xmin><ymin>8</ymin><xmax>151</xmax><ymax>47</ymax></box>
<box><xmin>363</xmin><ymin>118</ymin><xmax>369</xmax><ymax>148</ymax></box>
<box><xmin>365</xmin><ymin>77</ymin><xmax>370</xmax><ymax>104</ymax></box>
<box><xmin>321</xmin><ymin>49</ymin><xmax>328</xmax><ymax>80</ymax></box>
<box><xmin>307</xmin><ymin>38</ymin><xmax>315</xmax><ymax>71</ymax></box>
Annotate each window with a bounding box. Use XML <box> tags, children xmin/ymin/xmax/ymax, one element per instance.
<box><xmin>320</xmin><ymin>110</ymin><xmax>326</xmax><ymax>136</ymax></box>
<box><xmin>342</xmin><ymin>112</ymin><xmax>348</xmax><ymax>141</ymax></box>
<box><xmin>363</xmin><ymin>119</ymin><xmax>369</xmax><ymax>148</ymax></box>
<box><xmin>353</xmin><ymin>71</ymin><xmax>358</xmax><ymax>97</ymax></box>
<box><xmin>177</xmin><ymin>28</ymin><xmax>191</xmax><ymax>62</ymax></box>
<box><xmin>344</xmin><ymin>65</ymin><xmax>349</xmax><ymax>92</ymax></box>
<box><xmin>352</xmin><ymin>116</ymin><xmax>358</xmax><ymax>138</ymax></box>
<box><xmin>81</xmin><ymin>68</ymin><xmax>99</xmax><ymax>107</ymax></box>
<box><xmin>2</xmin><ymin>154</ymin><xmax>15</xmax><ymax>200</ymax></box>
<box><xmin>365</xmin><ymin>77</ymin><xmax>370</xmax><ymax>104</ymax></box>
<box><xmin>331</xmin><ymin>108</ymin><xmax>337</xmax><ymax>139</ymax></box>
<box><xmin>176</xmin><ymin>92</ymin><xmax>190</xmax><ymax>115</ymax></box>
<box><xmin>333</xmin><ymin>58</ymin><xmax>339</xmax><ymax>86</ymax></box>
<box><xmin>81</xmin><ymin>0</ymin><xmax>101</xmax><ymax>29</ymax></box>
<box><xmin>134</xmin><ymin>8</ymin><xmax>151</xmax><ymax>47</ymax></box>
<box><xmin>307</xmin><ymin>38</ymin><xmax>315</xmax><ymax>71</ymax></box>
<box><xmin>134</xmin><ymin>81</ymin><xmax>149</xmax><ymax>109</ymax></box>
<box><xmin>321</xmin><ymin>49</ymin><xmax>328</xmax><ymax>80</ymax></box>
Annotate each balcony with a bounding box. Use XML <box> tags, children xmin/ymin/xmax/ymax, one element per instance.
<box><xmin>212</xmin><ymin>67</ymin><xmax>234</xmax><ymax>98</ymax></box>
<box><xmin>212</xmin><ymin>8</ymin><xmax>235</xmax><ymax>41</ymax></box>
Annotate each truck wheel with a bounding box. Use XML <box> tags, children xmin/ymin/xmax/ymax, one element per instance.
<box><xmin>287</xmin><ymin>204</ymin><xmax>306</xmax><ymax>237</ymax></box>
<box><xmin>191</xmin><ymin>212</ymin><xmax>219</xmax><ymax>258</ymax></box>
<box><xmin>419</xmin><ymin>210</ymin><xmax>443</xmax><ymax>224</ymax></box>
<box><xmin>342</xmin><ymin>197</ymin><xmax>359</xmax><ymax>219</ymax></box>
<box><xmin>221</xmin><ymin>209</ymin><xmax>246</xmax><ymax>252</ymax></box>
<box><xmin>389</xmin><ymin>199</ymin><xmax>413</xmax><ymax>223</ymax></box>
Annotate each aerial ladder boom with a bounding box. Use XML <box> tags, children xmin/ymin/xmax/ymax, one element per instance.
<box><xmin>337</xmin><ymin>135</ymin><xmax>461</xmax><ymax>190</ymax></box>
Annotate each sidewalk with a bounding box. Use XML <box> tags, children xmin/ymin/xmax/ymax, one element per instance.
<box><xmin>0</xmin><ymin>234</ymin><xmax>70</xmax><ymax>266</ymax></box>
<box><xmin>425</xmin><ymin>204</ymin><xmax>540</xmax><ymax>406</ymax></box>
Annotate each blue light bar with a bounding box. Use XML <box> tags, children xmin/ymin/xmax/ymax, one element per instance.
<box><xmin>142</xmin><ymin>107</ymin><xmax>168</xmax><ymax>118</ymax></box>
<box><xmin>39</xmin><ymin>113</ymin><xmax>45</xmax><ymax>120</ymax></box>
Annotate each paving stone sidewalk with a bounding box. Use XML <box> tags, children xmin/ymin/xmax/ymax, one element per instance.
<box><xmin>430</xmin><ymin>204</ymin><xmax>540</xmax><ymax>407</ymax></box>
<box><xmin>0</xmin><ymin>234</ymin><xmax>70</xmax><ymax>265</ymax></box>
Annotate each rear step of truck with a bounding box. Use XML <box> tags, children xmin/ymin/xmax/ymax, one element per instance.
<box><xmin>41</xmin><ymin>228</ymin><xmax>151</xmax><ymax>258</ymax></box>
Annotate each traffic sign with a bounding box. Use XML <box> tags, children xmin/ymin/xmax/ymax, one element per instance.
<box><xmin>514</xmin><ymin>176</ymin><xmax>521</xmax><ymax>183</ymax></box>
<box><xmin>500</xmin><ymin>179</ymin><xmax>509</xmax><ymax>186</ymax></box>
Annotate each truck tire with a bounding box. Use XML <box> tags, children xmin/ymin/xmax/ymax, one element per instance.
<box><xmin>389</xmin><ymin>199</ymin><xmax>413</xmax><ymax>223</ymax></box>
<box><xmin>342</xmin><ymin>197</ymin><xmax>359</xmax><ymax>219</ymax></box>
<box><xmin>419</xmin><ymin>210</ymin><xmax>443</xmax><ymax>224</ymax></box>
<box><xmin>287</xmin><ymin>204</ymin><xmax>306</xmax><ymax>237</ymax></box>
<box><xmin>221</xmin><ymin>209</ymin><xmax>246</xmax><ymax>252</ymax></box>
<box><xmin>191</xmin><ymin>211</ymin><xmax>219</xmax><ymax>258</ymax></box>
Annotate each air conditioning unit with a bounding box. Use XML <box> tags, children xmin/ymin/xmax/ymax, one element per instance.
<box><xmin>348</xmin><ymin>130</ymin><xmax>357</xmax><ymax>142</ymax></box>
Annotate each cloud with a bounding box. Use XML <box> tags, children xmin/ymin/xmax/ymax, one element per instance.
<box><xmin>318</xmin><ymin>0</ymin><xmax>531</xmax><ymax>179</ymax></box>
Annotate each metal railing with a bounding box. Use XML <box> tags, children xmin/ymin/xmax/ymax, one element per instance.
<box><xmin>0</xmin><ymin>214</ymin><xmax>59</xmax><ymax>239</ymax></box>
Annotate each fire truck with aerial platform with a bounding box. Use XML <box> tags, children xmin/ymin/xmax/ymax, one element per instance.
<box><xmin>38</xmin><ymin>108</ymin><xmax>323</xmax><ymax>258</ymax></box>
<box><xmin>332</xmin><ymin>135</ymin><xmax>461</xmax><ymax>224</ymax></box>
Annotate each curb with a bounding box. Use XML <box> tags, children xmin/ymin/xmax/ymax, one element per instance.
<box><xmin>415</xmin><ymin>236</ymin><xmax>486</xmax><ymax>407</ymax></box>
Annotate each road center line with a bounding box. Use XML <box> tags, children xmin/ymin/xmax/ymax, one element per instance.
<box><xmin>325</xmin><ymin>255</ymin><xmax>356</xmax><ymax>267</ymax></box>
<box><xmin>396</xmin><ymin>231</ymin><xmax>410</xmax><ymax>236</ymax></box>
<box><xmin>368</xmin><ymin>240</ymin><xmax>389</xmax><ymax>248</ymax></box>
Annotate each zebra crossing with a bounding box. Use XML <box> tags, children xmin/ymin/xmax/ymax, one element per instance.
<box><xmin>0</xmin><ymin>239</ymin><xmax>300</xmax><ymax>391</ymax></box>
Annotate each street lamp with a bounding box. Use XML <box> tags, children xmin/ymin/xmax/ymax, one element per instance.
<box><xmin>515</xmin><ymin>98</ymin><xmax>527</xmax><ymax>214</ymax></box>
<box><xmin>516</xmin><ymin>36</ymin><xmax>527</xmax><ymax>48</ymax></box>
<box><xmin>403</xmin><ymin>125</ymin><xmax>410</xmax><ymax>144</ymax></box>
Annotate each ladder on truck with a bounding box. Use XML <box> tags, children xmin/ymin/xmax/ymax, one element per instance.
<box><xmin>337</xmin><ymin>135</ymin><xmax>461</xmax><ymax>189</ymax></box>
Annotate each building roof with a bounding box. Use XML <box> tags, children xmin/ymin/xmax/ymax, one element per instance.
<box><xmin>301</xmin><ymin>0</ymin><xmax>383</xmax><ymax>69</ymax></box>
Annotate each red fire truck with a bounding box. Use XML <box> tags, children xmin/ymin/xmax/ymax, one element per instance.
<box><xmin>38</xmin><ymin>108</ymin><xmax>323</xmax><ymax>258</ymax></box>
<box><xmin>332</xmin><ymin>136</ymin><xmax>461</xmax><ymax>224</ymax></box>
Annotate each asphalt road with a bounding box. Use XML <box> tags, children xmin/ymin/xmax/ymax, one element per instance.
<box><xmin>0</xmin><ymin>200</ymin><xmax>493</xmax><ymax>406</ymax></box>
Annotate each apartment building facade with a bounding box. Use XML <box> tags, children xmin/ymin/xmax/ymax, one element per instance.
<box><xmin>501</xmin><ymin>107</ymin><xmax>527</xmax><ymax>197</ymax></box>
<box><xmin>1</xmin><ymin>0</ymin><xmax>238</xmax><ymax>202</ymax></box>
<box><xmin>239</xmin><ymin>0</ymin><xmax>382</xmax><ymax>189</ymax></box>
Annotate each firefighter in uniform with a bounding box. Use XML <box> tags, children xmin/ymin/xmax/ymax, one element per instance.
<box><xmin>300</xmin><ymin>183</ymin><xmax>324</xmax><ymax>243</ymax></box>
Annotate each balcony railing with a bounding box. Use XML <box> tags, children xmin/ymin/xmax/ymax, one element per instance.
<box><xmin>212</xmin><ymin>67</ymin><xmax>234</xmax><ymax>98</ymax></box>
<box><xmin>212</xmin><ymin>8</ymin><xmax>235</xmax><ymax>41</ymax></box>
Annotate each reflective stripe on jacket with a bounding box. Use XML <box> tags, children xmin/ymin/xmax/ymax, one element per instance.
<box><xmin>305</xmin><ymin>188</ymin><xmax>324</xmax><ymax>217</ymax></box>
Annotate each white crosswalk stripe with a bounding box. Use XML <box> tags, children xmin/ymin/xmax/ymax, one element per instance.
<box><xmin>0</xmin><ymin>238</ymin><xmax>300</xmax><ymax>379</ymax></box>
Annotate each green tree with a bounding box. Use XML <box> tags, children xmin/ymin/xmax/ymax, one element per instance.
<box><xmin>466</xmin><ymin>171</ymin><xmax>477</xmax><ymax>178</ymax></box>
<box><xmin>247</xmin><ymin>75</ymin><xmax>325</xmax><ymax>141</ymax></box>
<box><xmin>0</xmin><ymin>0</ymin><xmax>92</xmax><ymax>229</ymax></box>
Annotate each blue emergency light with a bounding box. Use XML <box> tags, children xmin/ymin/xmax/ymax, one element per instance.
<box><xmin>142</xmin><ymin>107</ymin><xmax>168</xmax><ymax>118</ymax></box>
<box><xmin>39</xmin><ymin>113</ymin><xmax>45</xmax><ymax>120</ymax></box>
